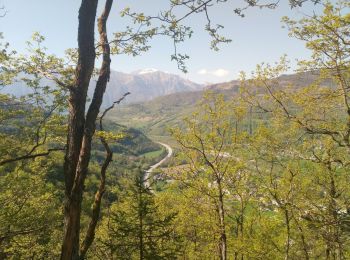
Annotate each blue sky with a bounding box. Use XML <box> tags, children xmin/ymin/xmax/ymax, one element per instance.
<box><xmin>1</xmin><ymin>0</ymin><xmax>326</xmax><ymax>83</ymax></box>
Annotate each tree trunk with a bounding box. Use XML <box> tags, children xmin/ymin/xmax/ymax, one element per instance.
<box><xmin>239</xmin><ymin>198</ymin><xmax>244</xmax><ymax>260</ymax></box>
<box><xmin>292</xmin><ymin>212</ymin><xmax>309</xmax><ymax>260</ymax></box>
<box><xmin>217</xmin><ymin>181</ymin><xmax>227</xmax><ymax>260</ymax></box>
<box><xmin>139</xmin><ymin>177</ymin><xmax>144</xmax><ymax>260</ymax></box>
<box><xmin>61</xmin><ymin>1</ymin><xmax>98</xmax><ymax>259</ymax></box>
<box><xmin>80</xmin><ymin>88</ymin><xmax>114</xmax><ymax>257</ymax></box>
<box><xmin>61</xmin><ymin>0</ymin><xmax>114</xmax><ymax>258</ymax></box>
<box><xmin>284</xmin><ymin>208</ymin><xmax>291</xmax><ymax>260</ymax></box>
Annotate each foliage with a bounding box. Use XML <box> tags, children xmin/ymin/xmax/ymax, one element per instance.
<box><xmin>93</xmin><ymin>169</ymin><xmax>180</xmax><ymax>259</ymax></box>
<box><xmin>2</xmin><ymin>0</ymin><xmax>349</xmax><ymax>258</ymax></box>
<box><xmin>0</xmin><ymin>158</ymin><xmax>62</xmax><ymax>258</ymax></box>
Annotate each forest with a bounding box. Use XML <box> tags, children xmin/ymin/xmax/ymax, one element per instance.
<box><xmin>0</xmin><ymin>0</ymin><xmax>349</xmax><ymax>259</ymax></box>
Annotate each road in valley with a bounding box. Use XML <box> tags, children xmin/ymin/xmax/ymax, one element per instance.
<box><xmin>144</xmin><ymin>142</ymin><xmax>173</xmax><ymax>189</ymax></box>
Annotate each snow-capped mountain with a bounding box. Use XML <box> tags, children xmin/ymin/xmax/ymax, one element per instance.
<box><xmin>134</xmin><ymin>68</ymin><xmax>159</xmax><ymax>75</ymax></box>
<box><xmin>94</xmin><ymin>70</ymin><xmax>203</xmax><ymax>106</ymax></box>
<box><xmin>2</xmin><ymin>70</ymin><xmax>204</xmax><ymax>107</ymax></box>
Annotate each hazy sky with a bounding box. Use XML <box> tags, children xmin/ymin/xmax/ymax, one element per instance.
<box><xmin>1</xmin><ymin>0</ymin><xmax>327</xmax><ymax>83</ymax></box>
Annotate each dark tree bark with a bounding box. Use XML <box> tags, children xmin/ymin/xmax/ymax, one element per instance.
<box><xmin>61</xmin><ymin>0</ymin><xmax>114</xmax><ymax>259</ymax></box>
<box><xmin>61</xmin><ymin>1</ymin><xmax>98</xmax><ymax>258</ymax></box>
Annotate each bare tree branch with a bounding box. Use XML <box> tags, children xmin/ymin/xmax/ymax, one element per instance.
<box><xmin>0</xmin><ymin>147</ymin><xmax>65</xmax><ymax>166</ymax></box>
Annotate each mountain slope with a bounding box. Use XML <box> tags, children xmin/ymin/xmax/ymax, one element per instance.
<box><xmin>98</xmin><ymin>70</ymin><xmax>203</xmax><ymax>106</ymax></box>
<box><xmin>93</xmin><ymin>121</ymin><xmax>162</xmax><ymax>157</ymax></box>
<box><xmin>108</xmin><ymin>71</ymin><xmax>333</xmax><ymax>136</ymax></box>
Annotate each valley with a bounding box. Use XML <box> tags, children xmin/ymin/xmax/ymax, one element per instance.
<box><xmin>108</xmin><ymin>70</ymin><xmax>328</xmax><ymax>137</ymax></box>
<box><xmin>1</xmin><ymin>1</ymin><xmax>349</xmax><ymax>258</ymax></box>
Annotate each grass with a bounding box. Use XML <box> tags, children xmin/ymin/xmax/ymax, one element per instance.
<box><xmin>141</xmin><ymin>148</ymin><xmax>164</xmax><ymax>159</ymax></box>
<box><xmin>148</xmin><ymin>135</ymin><xmax>180</xmax><ymax>149</ymax></box>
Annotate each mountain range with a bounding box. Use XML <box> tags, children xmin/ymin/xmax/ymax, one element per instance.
<box><xmin>99</xmin><ymin>69</ymin><xmax>203</xmax><ymax>106</ymax></box>
<box><xmin>109</xmin><ymin>71</ymin><xmax>332</xmax><ymax>136</ymax></box>
<box><xmin>1</xmin><ymin>69</ymin><xmax>204</xmax><ymax>107</ymax></box>
<box><xmin>2</xmin><ymin>69</ymin><xmax>331</xmax><ymax>138</ymax></box>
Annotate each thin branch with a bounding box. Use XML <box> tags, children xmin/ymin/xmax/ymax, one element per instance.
<box><xmin>0</xmin><ymin>5</ymin><xmax>7</xmax><ymax>17</ymax></box>
<box><xmin>80</xmin><ymin>92</ymin><xmax>129</xmax><ymax>257</ymax></box>
<box><xmin>99</xmin><ymin>92</ymin><xmax>130</xmax><ymax>121</ymax></box>
<box><xmin>0</xmin><ymin>147</ymin><xmax>65</xmax><ymax>166</ymax></box>
<box><xmin>79</xmin><ymin>0</ymin><xmax>114</xmax><ymax>258</ymax></box>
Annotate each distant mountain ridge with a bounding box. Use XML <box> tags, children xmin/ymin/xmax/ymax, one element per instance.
<box><xmin>1</xmin><ymin>70</ymin><xmax>204</xmax><ymax>107</ymax></box>
<box><xmin>94</xmin><ymin>70</ymin><xmax>203</xmax><ymax>106</ymax></box>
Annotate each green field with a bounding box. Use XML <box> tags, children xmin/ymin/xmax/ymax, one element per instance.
<box><xmin>141</xmin><ymin>148</ymin><xmax>165</xmax><ymax>159</ymax></box>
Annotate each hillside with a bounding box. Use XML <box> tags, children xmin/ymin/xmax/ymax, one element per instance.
<box><xmin>95</xmin><ymin>120</ymin><xmax>162</xmax><ymax>156</ymax></box>
<box><xmin>107</xmin><ymin>90</ymin><xmax>205</xmax><ymax>136</ymax></box>
<box><xmin>108</xmin><ymin>71</ymin><xmax>331</xmax><ymax>136</ymax></box>
<box><xmin>100</xmin><ymin>70</ymin><xmax>203</xmax><ymax>106</ymax></box>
